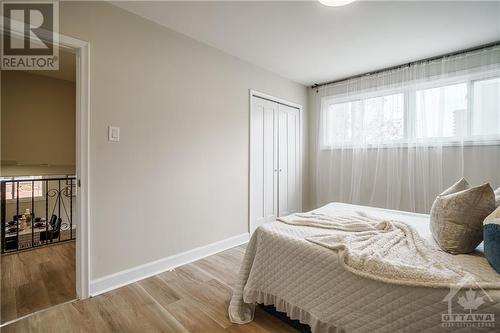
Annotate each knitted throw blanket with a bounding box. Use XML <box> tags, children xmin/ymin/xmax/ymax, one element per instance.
<box><xmin>278</xmin><ymin>212</ymin><xmax>500</xmax><ymax>288</ymax></box>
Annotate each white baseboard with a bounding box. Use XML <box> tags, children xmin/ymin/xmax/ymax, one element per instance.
<box><xmin>89</xmin><ymin>233</ymin><xmax>249</xmax><ymax>296</ymax></box>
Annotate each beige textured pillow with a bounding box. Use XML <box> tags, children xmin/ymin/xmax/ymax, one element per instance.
<box><xmin>441</xmin><ymin>177</ymin><xmax>469</xmax><ymax>195</ymax></box>
<box><xmin>430</xmin><ymin>179</ymin><xmax>496</xmax><ymax>254</ymax></box>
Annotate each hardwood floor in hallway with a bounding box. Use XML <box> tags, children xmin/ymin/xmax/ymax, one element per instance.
<box><xmin>1</xmin><ymin>241</ymin><xmax>76</xmax><ymax>324</ymax></box>
<box><xmin>1</xmin><ymin>244</ymin><xmax>299</xmax><ymax>333</ymax></box>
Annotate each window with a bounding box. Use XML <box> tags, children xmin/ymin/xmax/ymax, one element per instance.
<box><xmin>321</xmin><ymin>74</ymin><xmax>500</xmax><ymax>148</ymax></box>
<box><xmin>1</xmin><ymin>176</ymin><xmax>43</xmax><ymax>200</ymax></box>
<box><xmin>364</xmin><ymin>94</ymin><xmax>404</xmax><ymax>143</ymax></box>
<box><xmin>472</xmin><ymin>77</ymin><xmax>500</xmax><ymax>137</ymax></box>
<box><xmin>323</xmin><ymin>101</ymin><xmax>353</xmax><ymax>145</ymax></box>
<box><xmin>415</xmin><ymin>83</ymin><xmax>467</xmax><ymax>139</ymax></box>
<box><xmin>322</xmin><ymin>93</ymin><xmax>404</xmax><ymax>146</ymax></box>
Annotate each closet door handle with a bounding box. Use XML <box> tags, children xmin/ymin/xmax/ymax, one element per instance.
<box><xmin>274</xmin><ymin>169</ymin><xmax>278</xmax><ymax>172</ymax></box>
<box><xmin>279</xmin><ymin>169</ymin><xmax>282</xmax><ymax>172</ymax></box>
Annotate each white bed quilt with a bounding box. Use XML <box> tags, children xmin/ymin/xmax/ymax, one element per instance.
<box><xmin>229</xmin><ymin>203</ymin><xmax>500</xmax><ymax>333</ymax></box>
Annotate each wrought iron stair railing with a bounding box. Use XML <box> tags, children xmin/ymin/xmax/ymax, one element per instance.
<box><xmin>1</xmin><ymin>176</ymin><xmax>76</xmax><ymax>253</ymax></box>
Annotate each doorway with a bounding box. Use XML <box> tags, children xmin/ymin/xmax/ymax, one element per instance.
<box><xmin>0</xmin><ymin>31</ymin><xmax>90</xmax><ymax>326</ymax></box>
<box><xmin>0</xmin><ymin>49</ymin><xmax>78</xmax><ymax>324</ymax></box>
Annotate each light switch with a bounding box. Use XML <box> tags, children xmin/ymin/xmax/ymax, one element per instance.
<box><xmin>108</xmin><ymin>126</ymin><xmax>120</xmax><ymax>142</ymax></box>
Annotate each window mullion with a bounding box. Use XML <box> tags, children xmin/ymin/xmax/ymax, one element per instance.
<box><xmin>407</xmin><ymin>87</ymin><xmax>415</xmax><ymax>141</ymax></box>
<box><xmin>467</xmin><ymin>80</ymin><xmax>473</xmax><ymax>138</ymax></box>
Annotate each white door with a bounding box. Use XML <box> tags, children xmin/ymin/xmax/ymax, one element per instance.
<box><xmin>278</xmin><ymin>104</ymin><xmax>300</xmax><ymax>217</ymax></box>
<box><xmin>250</xmin><ymin>96</ymin><xmax>278</xmax><ymax>233</ymax></box>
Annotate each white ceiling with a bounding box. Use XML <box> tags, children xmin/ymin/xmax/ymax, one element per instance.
<box><xmin>114</xmin><ymin>1</ymin><xmax>500</xmax><ymax>86</ymax></box>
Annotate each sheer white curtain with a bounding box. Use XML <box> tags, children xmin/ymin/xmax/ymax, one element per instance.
<box><xmin>314</xmin><ymin>46</ymin><xmax>500</xmax><ymax>214</ymax></box>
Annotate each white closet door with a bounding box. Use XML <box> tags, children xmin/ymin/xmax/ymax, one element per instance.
<box><xmin>250</xmin><ymin>96</ymin><xmax>278</xmax><ymax>233</ymax></box>
<box><xmin>278</xmin><ymin>104</ymin><xmax>300</xmax><ymax>217</ymax></box>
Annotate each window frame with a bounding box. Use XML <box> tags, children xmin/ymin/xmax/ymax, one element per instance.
<box><xmin>320</xmin><ymin>70</ymin><xmax>500</xmax><ymax>150</ymax></box>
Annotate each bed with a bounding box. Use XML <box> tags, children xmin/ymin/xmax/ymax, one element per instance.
<box><xmin>229</xmin><ymin>203</ymin><xmax>500</xmax><ymax>333</ymax></box>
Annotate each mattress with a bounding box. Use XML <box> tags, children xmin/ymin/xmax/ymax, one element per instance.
<box><xmin>229</xmin><ymin>203</ymin><xmax>500</xmax><ymax>333</ymax></box>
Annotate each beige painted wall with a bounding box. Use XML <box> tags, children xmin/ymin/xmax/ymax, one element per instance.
<box><xmin>59</xmin><ymin>2</ymin><xmax>308</xmax><ymax>279</ymax></box>
<box><xmin>1</xmin><ymin>71</ymin><xmax>76</xmax><ymax>171</ymax></box>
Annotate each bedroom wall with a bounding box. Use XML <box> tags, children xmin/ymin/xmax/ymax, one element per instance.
<box><xmin>1</xmin><ymin>71</ymin><xmax>76</xmax><ymax>171</ymax></box>
<box><xmin>59</xmin><ymin>1</ymin><xmax>308</xmax><ymax>280</ymax></box>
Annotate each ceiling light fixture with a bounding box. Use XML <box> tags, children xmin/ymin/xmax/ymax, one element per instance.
<box><xmin>318</xmin><ymin>0</ymin><xmax>357</xmax><ymax>6</ymax></box>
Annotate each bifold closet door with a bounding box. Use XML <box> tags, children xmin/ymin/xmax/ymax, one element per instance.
<box><xmin>278</xmin><ymin>104</ymin><xmax>300</xmax><ymax>217</ymax></box>
<box><xmin>250</xmin><ymin>97</ymin><xmax>278</xmax><ymax>233</ymax></box>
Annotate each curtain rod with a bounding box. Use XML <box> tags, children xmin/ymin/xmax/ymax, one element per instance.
<box><xmin>311</xmin><ymin>40</ymin><xmax>500</xmax><ymax>90</ymax></box>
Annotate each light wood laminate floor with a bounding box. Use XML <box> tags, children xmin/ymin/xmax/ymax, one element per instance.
<box><xmin>1</xmin><ymin>244</ymin><xmax>298</xmax><ymax>333</ymax></box>
<box><xmin>1</xmin><ymin>241</ymin><xmax>76</xmax><ymax>324</ymax></box>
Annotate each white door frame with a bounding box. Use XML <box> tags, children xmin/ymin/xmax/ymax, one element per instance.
<box><xmin>71</xmin><ymin>35</ymin><xmax>91</xmax><ymax>300</ymax></box>
<box><xmin>4</xmin><ymin>24</ymin><xmax>91</xmax><ymax>299</ymax></box>
<box><xmin>248</xmin><ymin>90</ymin><xmax>303</xmax><ymax>234</ymax></box>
